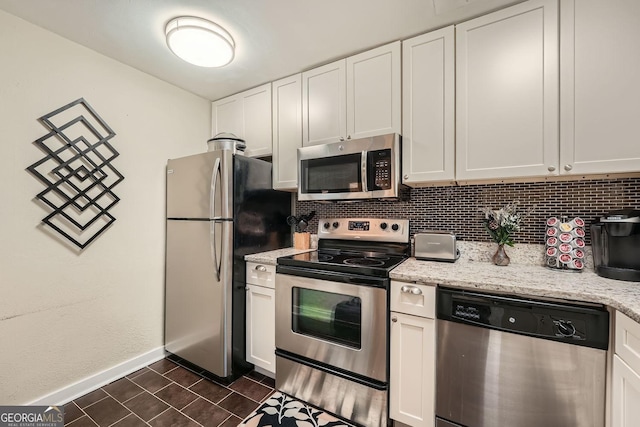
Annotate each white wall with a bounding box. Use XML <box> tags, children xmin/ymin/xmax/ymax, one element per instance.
<box><xmin>0</xmin><ymin>10</ymin><xmax>211</xmax><ymax>404</ymax></box>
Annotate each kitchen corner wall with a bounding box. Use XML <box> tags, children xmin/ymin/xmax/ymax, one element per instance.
<box><xmin>296</xmin><ymin>177</ymin><xmax>640</xmax><ymax>245</ymax></box>
<box><xmin>0</xmin><ymin>11</ymin><xmax>210</xmax><ymax>404</ymax></box>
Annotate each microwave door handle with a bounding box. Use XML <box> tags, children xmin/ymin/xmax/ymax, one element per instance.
<box><xmin>361</xmin><ymin>151</ymin><xmax>368</xmax><ymax>192</ymax></box>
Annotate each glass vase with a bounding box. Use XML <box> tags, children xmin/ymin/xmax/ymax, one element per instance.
<box><xmin>492</xmin><ymin>244</ymin><xmax>510</xmax><ymax>266</ymax></box>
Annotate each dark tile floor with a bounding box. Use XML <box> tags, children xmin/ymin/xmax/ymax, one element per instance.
<box><xmin>63</xmin><ymin>359</ymin><xmax>275</xmax><ymax>427</ymax></box>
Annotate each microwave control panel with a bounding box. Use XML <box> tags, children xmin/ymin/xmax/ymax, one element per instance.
<box><xmin>368</xmin><ymin>149</ymin><xmax>392</xmax><ymax>190</ymax></box>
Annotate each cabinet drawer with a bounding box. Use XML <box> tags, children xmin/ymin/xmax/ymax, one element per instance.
<box><xmin>246</xmin><ymin>262</ymin><xmax>276</xmax><ymax>288</ymax></box>
<box><xmin>390</xmin><ymin>280</ymin><xmax>435</xmax><ymax>319</ymax></box>
<box><xmin>616</xmin><ymin>311</ymin><xmax>640</xmax><ymax>374</ymax></box>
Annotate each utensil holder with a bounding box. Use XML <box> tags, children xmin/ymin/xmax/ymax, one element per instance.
<box><xmin>294</xmin><ymin>232</ymin><xmax>311</xmax><ymax>250</ymax></box>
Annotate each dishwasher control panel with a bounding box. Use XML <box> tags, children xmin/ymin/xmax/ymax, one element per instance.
<box><xmin>438</xmin><ymin>288</ymin><xmax>609</xmax><ymax>350</ymax></box>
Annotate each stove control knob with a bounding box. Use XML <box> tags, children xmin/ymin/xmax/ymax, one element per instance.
<box><xmin>332</xmin><ymin>221</ymin><xmax>339</xmax><ymax>229</ymax></box>
<box><xmin>391</xmin><ymin>223</ymin><xmax>400</xmax><ymax>231</ymax></box>
<box><xmin>323</xmin><ymin>222</ymin><xmax>330</xmax><ymax>229</ymax></box>
<box><xmin>380</xmin><ymin>222</ymin><xmax>388</xmax><ymax>230</ymax></box>
<box><xmin>557</xmin><ymin>320</ymin><xmax>576</xmax><ymax>337</ymax></box>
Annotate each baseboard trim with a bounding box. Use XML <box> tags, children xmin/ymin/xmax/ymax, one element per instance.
<box><xmin>29</xmin><ymin>346</ymin><xmax>166</xmax><ymax>406</ymax></box>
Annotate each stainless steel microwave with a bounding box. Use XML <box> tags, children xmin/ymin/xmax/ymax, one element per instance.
<box><xmin>297</xmin><ymin>133</ymin><xmax>401</xmax><ymax>201</ymax></box>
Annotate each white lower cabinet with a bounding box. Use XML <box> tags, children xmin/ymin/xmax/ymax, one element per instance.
<box><xmin>246</xmin><ymin>262</ymin><xmax>276</xmax><ymax>375</ymax></box>
<box><xmin>612</xmin><ymin>355</ymin><xmax>640</xmax><ymax>427</ymax></box>
<box><xmin>612</xmin><ymin>311</ymin><xmax>640</xmax><ymax>427</ymax></box>
<box><xmin>390</xmin><ymin>281</ymin><xmax>436</xmax><ymax>427</ymax></box>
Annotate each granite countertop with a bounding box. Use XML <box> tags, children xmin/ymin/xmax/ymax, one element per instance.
<box><xmin>245</xmin><ymin>247</ymin><xmax>314</xmax><ymax>265</ymax></box>
<box><xmin>246</xmin><ymin>242</ymin><xmax>640</xmax><ymax>323</ymax></box>
<box><xmin>391</xmin><ymin>242</ymin><xmax>640</xmax><ymax>323</ymax></box>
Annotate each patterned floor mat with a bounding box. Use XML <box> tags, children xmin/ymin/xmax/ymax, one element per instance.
<box><xmin>238</xmin><ymin>391</ymin><xmax>355</xmax><ymax>427</ymax></box>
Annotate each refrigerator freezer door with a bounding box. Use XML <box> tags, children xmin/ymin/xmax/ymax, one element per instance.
<box><xmin>167</xmin><ymin>151</ymin><xmax>233</xmax><ymax>219</ymax></box>
<box><xmin>165</xmin><ymin>219</ymin><xmax>233</xmax><ymax>377</ymax></box>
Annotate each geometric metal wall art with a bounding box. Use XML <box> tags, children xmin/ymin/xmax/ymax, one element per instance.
<box><xmin>26</xmin><ymin>98</ymin><xmax>124</xmax><ymax>249</ymax></box>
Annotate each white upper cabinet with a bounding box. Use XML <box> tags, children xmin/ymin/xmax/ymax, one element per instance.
<box><xmin>560</xmin><ymin>0</ymin><xmax>640</xmax><ymax>175</ymax></box>
<box><xmin>302</xmin><ymin>60</ymin><xmax>346</xmax><ymax>146</ymax></box>
<box><xmin>455</xmin><ymin>0</ymin><xmax>559</xmax><ymax>181</ymax></box>
<box><xmin>302</xmin><ymin>41</ymin><xmax>401</xmax><ymax>146</ymax></box>
<box><xmin>272</xmin><ymin>74</ymin><xmax>302</xmax><ymax>190</ymax></box>
<box><xmin>212</xmin><ymin>97</ymin><xmax>242</xmax><ymax>137</ymax></box>
<box><xmin>212</xmin><ymin>83</ymin><xmax>272</xmax><ymax>157</ymax></box>
<box><xmin>347</xmin><ymin>41</ymin><xmax>401</xmax><ymax>141</ymax></box>
<box><xmin>402</xmin><ymin>26</ymin><xmax>455</xmax><ymax>186</ymax></box>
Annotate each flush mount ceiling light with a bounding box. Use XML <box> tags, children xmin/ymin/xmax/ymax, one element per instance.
<box><xmin>165</xmin><ymin>16</ymin><xmax>235</xmax><ymax>67</ymax></box>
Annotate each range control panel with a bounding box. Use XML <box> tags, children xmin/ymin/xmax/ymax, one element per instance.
<box><xmin>317</xmin><ymin>218</ymin><xmax>409</xmax><ymax>244</ymax></box>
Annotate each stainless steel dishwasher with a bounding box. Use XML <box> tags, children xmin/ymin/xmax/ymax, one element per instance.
<box><xmin>435</xmin><ymin>287</ymin><xmax>609</xmax><ymax>427</ymax></box>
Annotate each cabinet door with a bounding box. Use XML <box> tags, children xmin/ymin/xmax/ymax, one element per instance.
<box><xmin>272</xmin><ymin>74</ymin><xmax>302</xmax><ymax>190</ymax></box>
<box><xmin>246</xmin><ymin>284</ymin><xmax>275</xmax><ymax>374</ymax></box>
<box><xmin>212</xmin><ymin>95</ymin><xmax>242</xmax><ymax>138</ymax></box>
<box><xmin>612</xmin><ymin>355</ymin><xmax>640</xmax><ymax>427</ymax></box>
<box><xmin>402</xmin><ymin>27</ymin><xmax>455</xmax><ymax>186</ymax></box>
<box><xmin>455</xmin><ymin>0</ymin><xmax>559</xmax><ymax>181</ymax></box>
<box><xmin>560</xmin><ymin>0</ymin><xmax>640</xmax><ymax>175</ymax></box>
<box><xmin>347</xmin><ymin>41</ymin><xmax>401</xmax><ymax>141</ymax></box>
<box><xmin>241</xmin><ymin>83</ymin><xmax>272</xmax><ymax>157</ymax></box>
<box><xmin>302</xmin><ymin>59</ymin><xmax>346</xmax><ymax>146</ymax></box>
<box><xmin>389</xmin><ymin>312</ymin><xmax>435</xmax><ymax>427</ymax></box>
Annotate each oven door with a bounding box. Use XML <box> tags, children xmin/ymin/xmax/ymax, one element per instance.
<box><xmin>275</xmin><ymin>271</ymin><xmax>388</xmax><ymax>382</ymax></box>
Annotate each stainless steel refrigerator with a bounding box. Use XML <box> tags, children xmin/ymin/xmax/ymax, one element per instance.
<box><xmin>164</xmin><ymin>148</ymin><xmax>291</xmax><ymax>381</ymax></box>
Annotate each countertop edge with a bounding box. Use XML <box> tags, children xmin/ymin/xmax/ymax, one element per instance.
<box><xmin>390</xmin><ymin>257</ymin><xmax>640</xmax><ymax>323</ymax></box>
<box><xmin>244</xmin><ymin>248</ymin><xmax>640</xmax><ymax>324</ymax></box>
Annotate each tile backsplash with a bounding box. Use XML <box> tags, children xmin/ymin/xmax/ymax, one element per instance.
<box><xmin>295</xmin><ymin>177</ymin><xmax>640</xmax><ymax>245</ymax></box>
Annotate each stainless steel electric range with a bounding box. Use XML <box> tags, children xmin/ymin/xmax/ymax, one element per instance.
<box><xmin>275</xmin><ymin>218</ymin><xmax>410</xmax><ymax>427</ymax></box>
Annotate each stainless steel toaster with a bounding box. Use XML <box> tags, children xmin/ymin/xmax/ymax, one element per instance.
<box><xmin>414</xmin><ymin>232</ymin><xmax>459</xmax><ymax>262</ymax></box>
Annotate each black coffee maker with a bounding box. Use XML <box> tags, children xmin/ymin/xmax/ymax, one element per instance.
<box><xmin>591</xmin><ymin>209</ymin><xmax>640</xmax><ymax>282</ymax></box>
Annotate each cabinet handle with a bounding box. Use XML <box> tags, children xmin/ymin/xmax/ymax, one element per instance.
<box><xmin>564</xmin><ymin>164</ymin><xmax>573</xmax><ymax>171</ymax></box>
<box><xmin>245</xmin><ymin>286</ymin><xmax>249</xmax><ymax>291</ymax></box>
<box><xmin>339</xmin><ymin>137</ymin><xmax>345</xmax><ymax>142</ymax></box>
<box><xmin>547</xmin><ymin>166</ymin><xmax>556</xmax><ymax>172</ymax></box>
<box><xmin>391</xmin><ymin>317</ymin><xmax>398</xmax><ymax>323</ymax></box>
<box><xmin>255</xmin><ymin>265</ymin><xmax>267</xmax><ymax>272</ymax></box>
<box><xmin>347</xmin><ymin>135</ymin><xmax>351</xmax><ymax>140</ymax></box>
<box><xmin>401</xmin><ymin>285</ymin><xmax>422</xmax><ymax>295</ymax></box>
<box><xmin>403</xmin><ymin>174</ymin><xmax>409</xmax><ymax>180</ymax></box>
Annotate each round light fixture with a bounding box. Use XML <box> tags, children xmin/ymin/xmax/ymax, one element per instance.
<box><xmin>165</xmin><ymin>16</ymin><xmax>235</xmax><ymax>68</ymax></box>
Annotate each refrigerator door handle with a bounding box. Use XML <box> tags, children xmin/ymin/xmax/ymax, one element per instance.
<box><xmin>210</xmin><ymin>157</ymin><xmax>221</xmax><ymax>220</ymax></box>
<box><xmin>210</xmin><ymin>220</ymin><xmax>221</xmax><ymax>281</ymax></box>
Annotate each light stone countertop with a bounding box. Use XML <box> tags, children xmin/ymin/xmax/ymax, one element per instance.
<box><xmin>392</xmin><ymin>241</ymin><xmax>640</xmax><ymax>323</ymax></box>
<box><xmin>245</xmin><ymin>247</ymin><xmax>314</xmax><ymax>265</ymax></box>
<box><xmin>245</xmin><ymin>241</ymin><xmax>640</xmax><ymax>323</ymax></box>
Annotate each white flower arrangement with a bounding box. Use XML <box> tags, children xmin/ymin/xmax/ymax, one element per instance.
<box><xmin>481</xmin><ymin>202</ymin><xmax>525</xmax><ymax>247</ymax></box>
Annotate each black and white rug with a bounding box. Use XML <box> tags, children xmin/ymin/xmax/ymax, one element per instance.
<box><xmin>239</xmin><ymin>392</ymin><xmax>354</xmax><ymax>427</ymax></box>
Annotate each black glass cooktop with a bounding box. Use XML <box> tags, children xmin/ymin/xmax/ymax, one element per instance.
<box><xmin>277</xmin><ymin>249</ymin><xmax>407</xmax><ymax>278</ymax></box>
